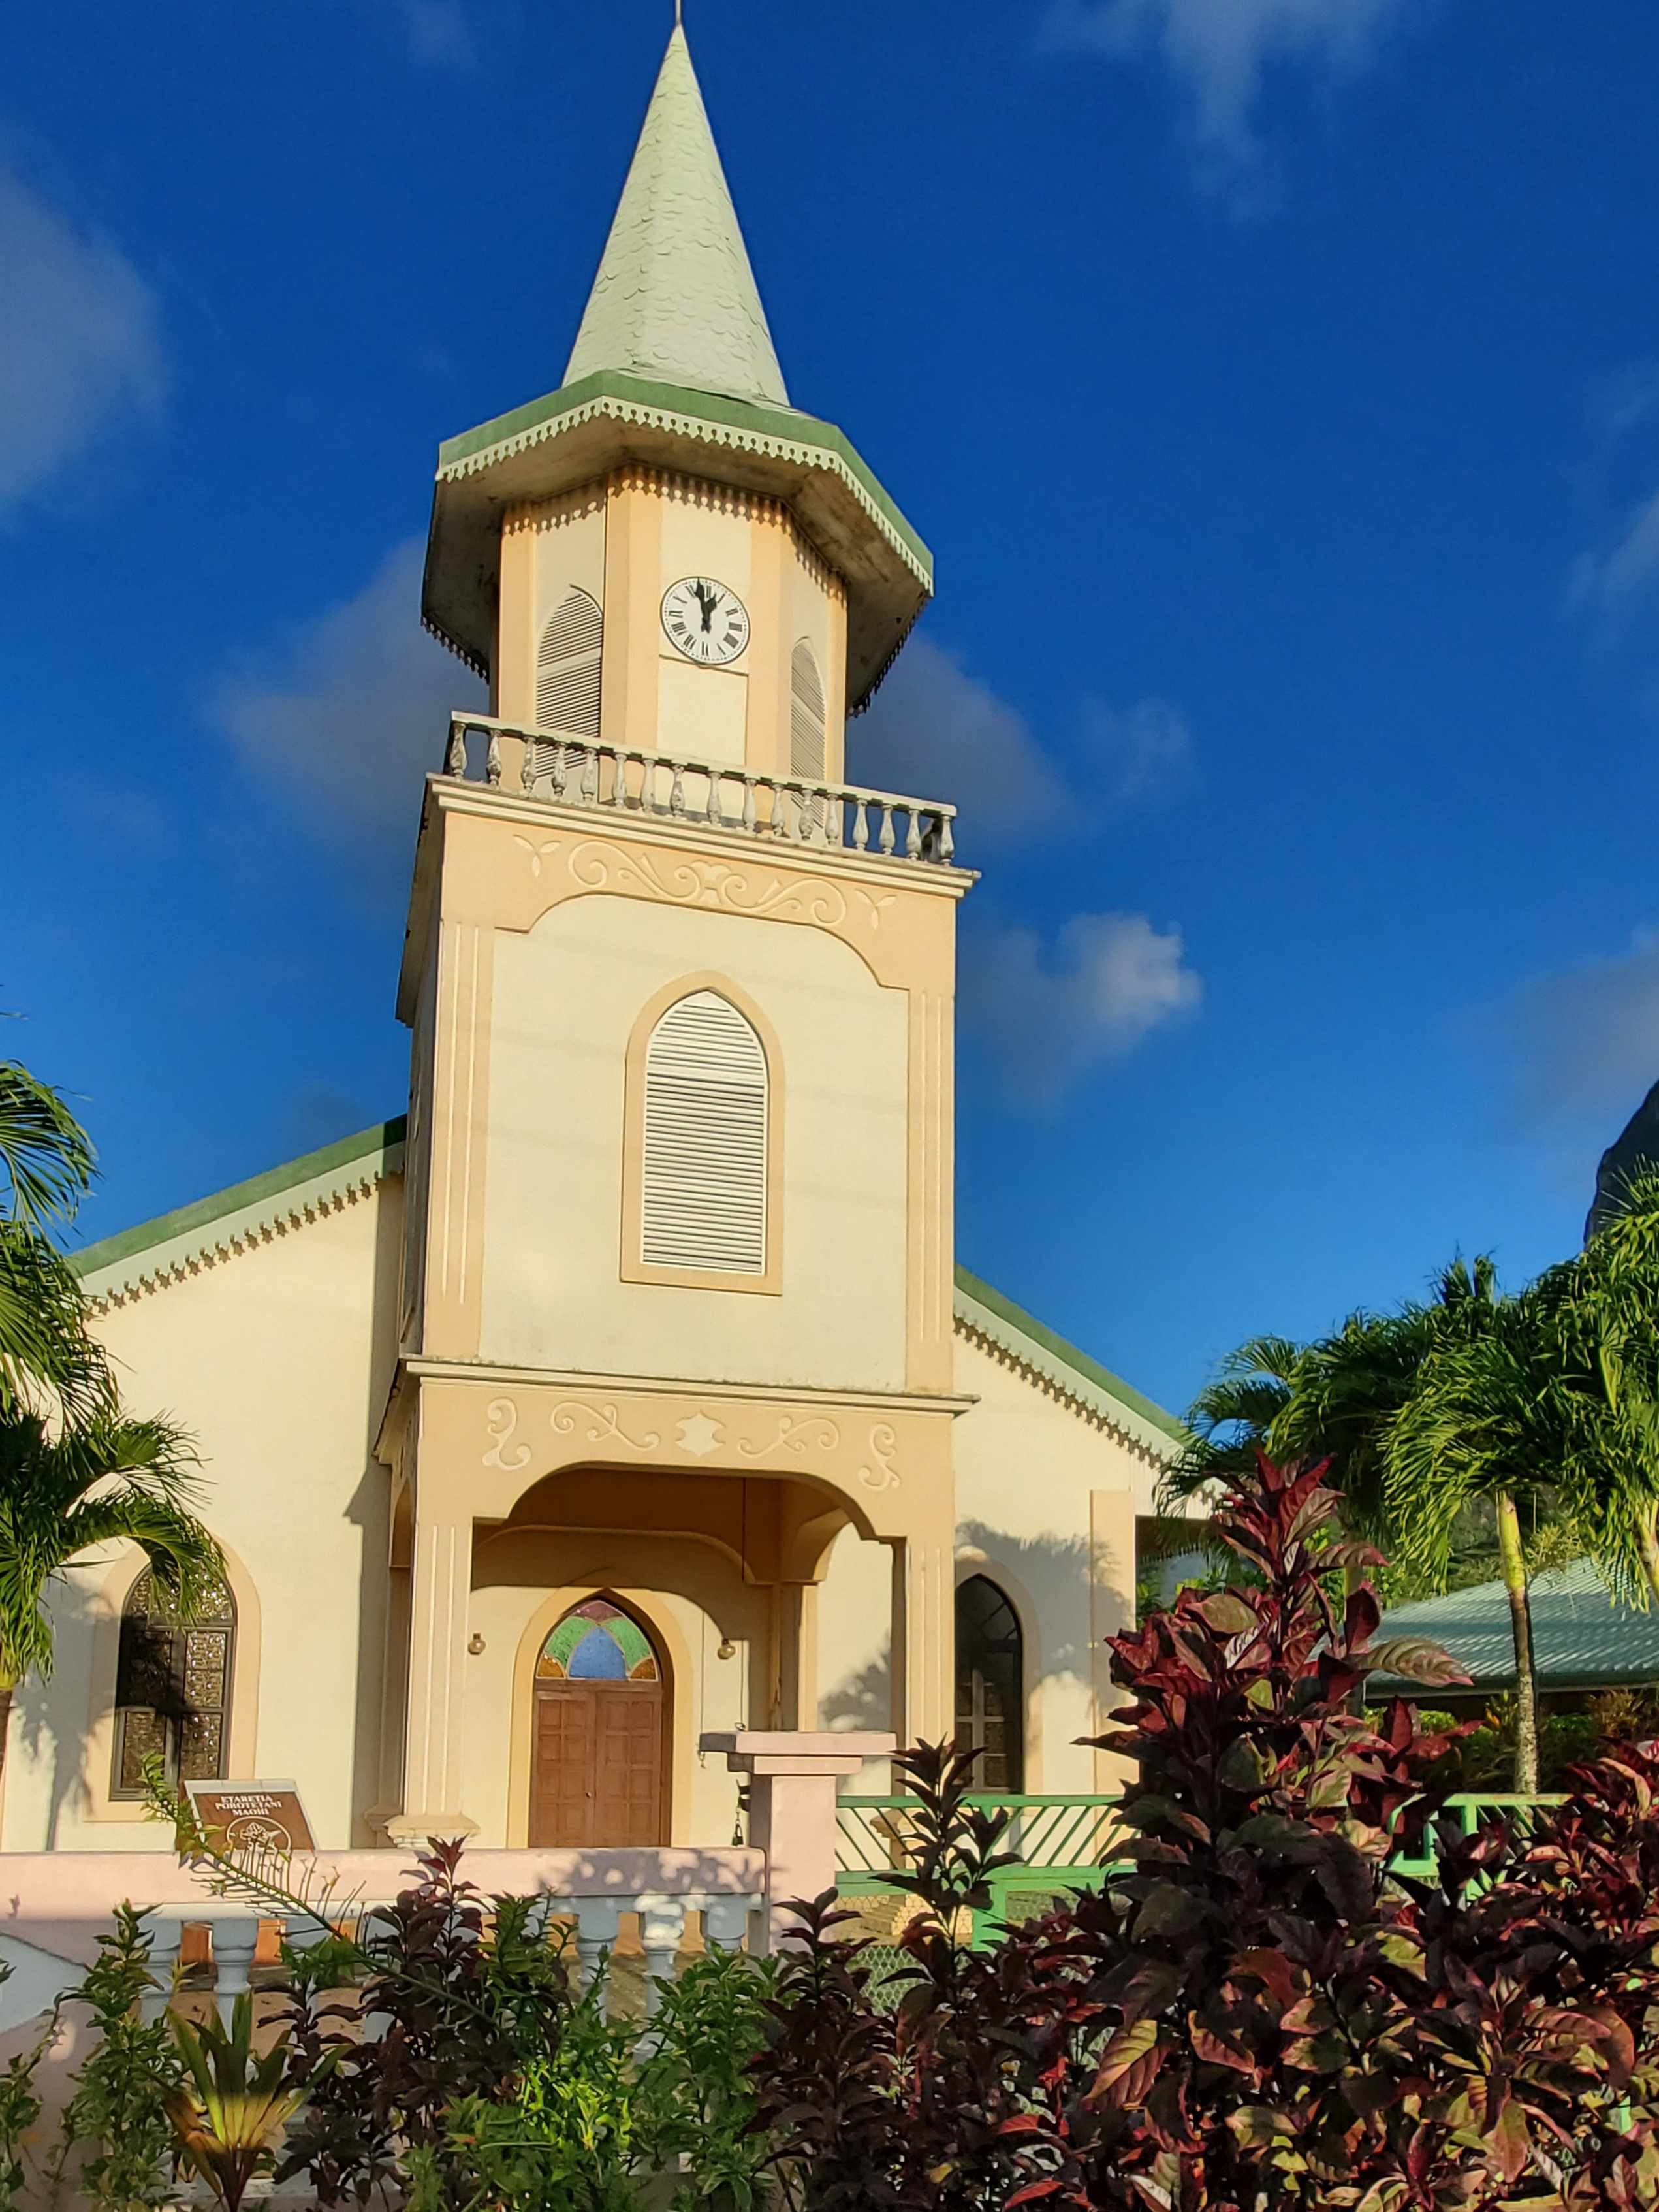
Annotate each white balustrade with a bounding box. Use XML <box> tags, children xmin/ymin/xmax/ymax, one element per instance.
<box><xmin>443</xmin><ymin>714</ymin><xmax>956</xmax><ymax>867</ymax></box>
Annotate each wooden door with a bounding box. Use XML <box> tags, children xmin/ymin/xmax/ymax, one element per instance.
<box><xmin>531</xmin><ymin>1680</ymin><xmax>663</xmax><ymax>1846</ymax></box>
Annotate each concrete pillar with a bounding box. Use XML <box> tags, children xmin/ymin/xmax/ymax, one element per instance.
<box><xmin>701</xmin><ymin>1729</ymin><xmax>896</xmax><ymax>1949</ymax></box>
<box><xmin>387</xmin><ymin>1509</ymin><xmax>477</xmax><ymax>1842</ymax></box>
<box><xmin>889</xmin><ymin>1529</ymin><xmax>954</xmax><ymax>1751</ymax></box>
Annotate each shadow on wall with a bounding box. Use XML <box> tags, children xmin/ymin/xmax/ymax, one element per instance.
<box><xmin>819</xmin><ymin>1650</ymin><xmax>891</xmax><ymax>1733</ymax></box>
<box><xmin>956</xmin><ymin>1521</ymin><xmax>1100</xmax><ymax>1684</ymax></box>
<box><xmin>15</xmin><ymin>1578</ymin><xmax>104</xmax><ymax>1850</ymax></box>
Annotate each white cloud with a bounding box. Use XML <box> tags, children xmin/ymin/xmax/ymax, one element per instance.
<box><xmin>849</xmin><ymin>636</ymin><xmax>1191</xmax><ymax>848</ymax></box>
<box><xmin>213</xmin><ymin>539</ymin><xmax>484</xmax><ymax>882</ymax></box>
<box><xmin>1044</xmin><ymin>0</ymin><xmax>1414</xmax><ymax>159</ymax></box>
<box><xmin>1570</xmin><ymin>489</ymin><xmax>1659</xmax><ymax>624</ymax></box>
<box><xmin>0</xmin><ymin>164</ymin><xmax>165</xmax><ymax>515</ymax></box>
<box><xmin>962</xmin><ymin>910</ymin><xmax>1202</xmax><ymax>1108</ymax></box>
<box><xmin>849</xmin><ymin>637</ymin><xmax>1060</xmax><ymax>836</ymax></box>
<box><xmin>1500</xmin><ymin>931</ymin><xmax>1659</xmax><ymax>1130</ymax></box>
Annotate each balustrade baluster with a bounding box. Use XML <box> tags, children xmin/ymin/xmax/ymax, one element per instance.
<box><xmin>742</xmin><ymin>777</ymin><xmax>757</xmax><ymax>834</ymax></box>
<box><xmin>669</xmin><ymin>761</ymin><xmax>686</xmax><ymax>816</ymax></box>
<box><xmin>613</xmin><ymin>750</ymin><xmax>631</xmax><ymax>807</ymax></box>
<box><xmin>445</xmin><ymin>724</ymin><xmax>467</xmax><ymax>778</ymax></box>
<box><xmin>486</xmin><ymin>731</ymin><xmax>502</xmax><ymax>788</ymax></box>
<box><xmin>879</xmin><ymin>803</ymin><xmax>896</xmax><ymax>856</ymax></box>
<box><xmin>939</xmin><ymin>812</ymin><xmax>955</xmax><ymax>863</ymax></box>
<box><xmin>581</xmin><ymin>747</ymin><xmax>599</xmax><ymax>805</ymax></box>
<box><xmin>551</xmin><ymin>744</ymin><xmax>568</xmax><ymax>800</ymax></box>
<box><xmin>853</xmin><ymin>799</ymin><xmax>870</xmax><ymax>851</ymax></box>
<box><xmin>905</xmin><ymin>807</ymin><xmax>922</xmax><ymax>859</ymax></box>
<box><xmin>705</xmin><ymin>765</ymin><xmax>723</xmax><ymax>825</ymax></box>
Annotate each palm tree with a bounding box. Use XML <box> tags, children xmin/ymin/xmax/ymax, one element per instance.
<box><xmin>1383</xmin><ymin>1291</ymin><xmax>1580</xmax><ymax>1795</ymax></box>
<box><xmin>0</xmin><ymin>1061</ymin><xmax>104</xmax><ymax>1420</ymax></box>
<box><xmin>0</xmin><ymin>1057</ymin><xmax>223</xmax><ymax>1780</ymax></box>
<box><xmin>0</xmin><ymin>1408</ymin><xmax>224</xmax><ymax>1780</ymax></box>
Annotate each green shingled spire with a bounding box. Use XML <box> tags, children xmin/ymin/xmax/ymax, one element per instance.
<box><xmin>563</xmin><ymin>26</ymin><xmax>788</xmax><ymax>409</ymax></box>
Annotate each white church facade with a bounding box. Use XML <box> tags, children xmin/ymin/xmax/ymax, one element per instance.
<box><xmin>5</xmin><ymin>25</ymin><xmax>1185</xmax><ymax>1859</ymax></box>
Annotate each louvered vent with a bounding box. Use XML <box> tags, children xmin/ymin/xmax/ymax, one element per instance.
<box><xmin>790</xmin><ymin>640</ymin><xmax>826</xmax><ymax>780</ymax></box>
<box><xmin>537</xmin><ymin>588</ymin><xmax>604</xmax><ymax>737</ymax></box>
<box><xmin>641</xmin><ymin>992</ymin><xmax>768</xmax><ymax>1275</ymax></box>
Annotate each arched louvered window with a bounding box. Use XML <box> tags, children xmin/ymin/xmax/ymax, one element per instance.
<box><xmin>790</xmin><ymin>640</ymin><xmax>826</xmax><ymax>781</ymax></box>
<box><xmin>955</xmin><ymin>1576</ymin><xmax>1024</xmax><ymax>1793</ymax></box>
<box><xmin>537</xmin><ymin>588</ymin><xmax>603</xmax><ymax>737</ymax></box>
<box><xmin>112</xmin><ymin>1567</ymin><xmax>236</xmax><ymax>1799</ymax></box>
<box><xmin>640</xmin><ymin>991</ymin><xmax>768</xmax><ymax>1277</ymax></box>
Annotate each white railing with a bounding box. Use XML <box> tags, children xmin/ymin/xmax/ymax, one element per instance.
<box><xmin>133</xmin><ymin>1888</ymin><xmax>763</xmax><ymax>2025</ymax></box>
<box><xmin>443</xmin><ymin>713</ymin><xmax>956</xmax><ymax>865</ymax></box>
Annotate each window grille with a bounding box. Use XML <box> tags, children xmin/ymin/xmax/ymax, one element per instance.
<box><xmin>640</xmin><ymin>991</ymin><xmax>768</xmax><ymax>1275</ymax></box>
<box><xmin>112</xmin><ymin>1567</ymin><xmax>236</xmax><ymax>1799</ymax></box>
<box><xmin>955</xmin><ymin>1575</ymin><xmax>1024</xmax><ymax>1793</ymax></box>
<box><xmin>537</xmin><ymin>588</ymin><xmax>603</xmax><ymax>737</ymax></box>
<box><xmin>790</xmin><ymin>639</ymin><xmax>826</xmax><ymax>781</ymax></box>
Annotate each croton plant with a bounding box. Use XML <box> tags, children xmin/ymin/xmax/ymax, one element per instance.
<box><xmin>752</xmin><ymin>1456</ymin><xmax>1659</xmax><ymax>2211</ymax></box>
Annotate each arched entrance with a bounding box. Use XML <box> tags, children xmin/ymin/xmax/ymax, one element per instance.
<box><xmin>529</xmin><ymin>1597</ymin><xmax>667</xmax><ymax>1846</ymax></box>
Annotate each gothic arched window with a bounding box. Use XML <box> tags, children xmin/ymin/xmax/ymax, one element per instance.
<box><xmin>955</xmin><ymin>1575</ymin><xmax>1024</xmax><ymax>1793</ymax></box>
<box><xmin>790</xmin><ymin>640</ymin><xmax>826</xmax><ymax>782</ymax></box>
<box><xmin>537</xmin><ymin>587</ymin><xmax>603</xmax><ymax>738</ymax></box>
<box><xmin>112</xmin><ymin>1567</ymin><xmax>236</xmax><ymax>1798</ymax></box>
<box><xmin>639</xmin><ymin>990</ymin><xmax>769</xmax><ymax>1277</ymax></box>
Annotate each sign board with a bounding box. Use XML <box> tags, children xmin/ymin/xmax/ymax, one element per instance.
<box><xmin>184</xmin><ymin>1780</ymin><xmax>316</xmax><ymax>1856</ymax></box>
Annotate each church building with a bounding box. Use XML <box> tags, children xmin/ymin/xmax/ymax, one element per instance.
<box><xmin>5</xmin><ymin>24</ymin><xmax>1185</xmax><ymax>1857</ymax></box>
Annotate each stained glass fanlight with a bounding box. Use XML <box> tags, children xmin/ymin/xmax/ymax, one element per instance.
<box><xmin>537</xmin><ymin>1598</ymin><xmax>660</xmax><ymax>1682</ymax></box>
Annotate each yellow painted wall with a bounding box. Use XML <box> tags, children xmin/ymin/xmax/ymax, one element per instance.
<box><xmin>480</xmin><ymin>894</ymin><xmax>910</xmax><ymax>1390</ymax></box>
<box><xmin>3</xmin><ymin>1186</ymin><xmax>402</xmax><ymax>1853</ymax></box>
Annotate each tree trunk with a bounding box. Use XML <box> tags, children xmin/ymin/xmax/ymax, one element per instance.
<box><xmin>1638</xmin><ymin>1504</ymin><xmax>1659</xmax><ymax>1607</ymax></box>
<box><xmin>0</xmin><ymin>1680</ymin><xmax>13</xmax><ymax>1787</ymax></box>
<box><xmin>1495</xmin><ymin>1490</ymin><xmax>1540</xmax><ymax>1795</ymax></box>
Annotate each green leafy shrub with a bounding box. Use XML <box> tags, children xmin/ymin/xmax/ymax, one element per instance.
<box><xmin>0</xmin><ymin>1961</ymin><xmax>54</xmax><ymax>2211</ymax></box>
<box><xmin>53</xmin><ymin>1904</ymin><xmax>181</xmax><ymax>2212</ymax></box>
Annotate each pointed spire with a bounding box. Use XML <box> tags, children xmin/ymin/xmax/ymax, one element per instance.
<box><xmin>563</xmin><ymin>25</ymin><xmax>789</xmax><ymax>409</ymax></box>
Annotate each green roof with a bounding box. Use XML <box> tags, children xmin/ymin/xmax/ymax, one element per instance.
<box><xmin>563</xmin><ymin>24</ymin><xmax>787</xmax><ymax>408</ymax></box>
<box><xmin>953</xmin><ymin>1266</ymin><xmax>1186</xmax><ymax>1454</ymax></box>
<box><xmin>73</xmin><ymin>1119</ymin><xmax>407</xmax><ymax>1294</ymax></box>
<box><xmin>70</xmin><ymin>1129</ymin><xmax>1180</xmax><ymax>1456</ymax></box>
<box><xmin>1376</xmin><ymin>1560</ymin><xmax>1659</xmax><ymax>1693</ymax></box>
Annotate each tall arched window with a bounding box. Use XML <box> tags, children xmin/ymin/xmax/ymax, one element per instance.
<box><xmin>640</xmin><ymin>991</ymin><xmax>768</xmax><ymax>1277</ymax></box>
<box><xmin>790</xmin><ymin>639</ymin><xmax>826</xmax><ymax>781</ymax></box>
<box><xmin>955</xmin><ymin>1575</ymin><xmax>1024</xmax><ymax>1793</ymax></box>
<box><xmin>112</xmin><ymin>1567</ymin><xmax>236</xmax><ymax>1798</ymax></box>
<box><xmin>537</xmin><ymin>588</ymin><xmax>603</xmax><ymax>737</ymax></box>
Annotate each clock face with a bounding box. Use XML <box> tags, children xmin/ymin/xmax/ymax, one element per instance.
<box><xmin>661</xmin><ymin>576</ymin><xmax>750</xmax><ymax>666</ymax></box>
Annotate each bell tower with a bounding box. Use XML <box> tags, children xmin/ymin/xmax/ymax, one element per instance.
<box><xmin>379</xmin><ymin>22</ymin><xmax>969</xmax><ymax>1847</ymax></box>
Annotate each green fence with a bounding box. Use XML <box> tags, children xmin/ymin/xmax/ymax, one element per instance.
<box><xmin>835</xmin><ymin>1790</ymin><xmax>1570</xmax><ymax>1951</ymax></box>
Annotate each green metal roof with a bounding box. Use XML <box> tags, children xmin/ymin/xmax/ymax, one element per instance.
<box><xmin>953</xmin><ymin>1266</ymin><xmax>1186</xmax><ymax>1454</ymax></box>
<box><xmin>563</xmin><ymin>24</ymin><xmax>787</xmax><ymax>408</ymax></box>
<box><xmin>1376</xmin><ymin>1560</ymin><xmax>1659</xmax><ymax>1693</ymax></box>
<box><xmin>70</xmin><ymin>1130</ymin><xmax>1181</xmax><ymax>1460</ymax></box>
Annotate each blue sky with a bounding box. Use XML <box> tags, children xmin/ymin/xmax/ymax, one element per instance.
<box><xmin>5</xmin><ymin>0</ymin><xmax>1659</xmax><ymax>1419</ymax></box>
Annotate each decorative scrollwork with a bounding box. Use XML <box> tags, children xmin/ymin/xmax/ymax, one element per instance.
<box><xmin>513</xmin><ymin>835</ymin><xmax>563</xmax><ymax>878</ymax></box>
<box><xmin>735</xmin><ymin>1415</ymin><xmax>843</xmax><ymax>1463</ymax></box>
<box><xmin>482</xmin><ymin>1398</ymin><xmax>532</xmax><ymax>1473</ymax></box>
<box><xmin>550</xmin><ymin>1400</ymin><xmax>661</xmax><ymax>1454</ymax></box>
<box><xmin>569</xmin><ymin>841</ymin><xmax>847</xmax><ymax>927</ymax></box>
<box><xmin>857</xmin><ymin>1424</ymin><xmax>902</xmax><ymax>1492</ymax></box>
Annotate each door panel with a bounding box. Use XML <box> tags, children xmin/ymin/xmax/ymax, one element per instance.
<box><xmin>530</xmin><ymin>1682</ymin><xmax>663</xmax><ymax>1847</ymax></box>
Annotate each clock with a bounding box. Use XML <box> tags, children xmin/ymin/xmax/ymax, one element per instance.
<box><xmin>661</xmin><ymin>576</ymin><xmax>750</xmax><ymax>666</ymax></box>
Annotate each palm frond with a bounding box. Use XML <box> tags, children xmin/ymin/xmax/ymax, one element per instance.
<box><xmin>0</xmin><ymin>1065</ymin><xmax>95</xmax><ymax>1232</ymax></box>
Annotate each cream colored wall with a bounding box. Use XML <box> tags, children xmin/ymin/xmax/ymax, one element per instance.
<box><xmin>949</xmin><ymin>1334</ymin><xmax>1167</xmax><ymax>1796</ymax></box>
<box><xmin>479</xmin><ymin>893</ymin><xmax>910</xmax><ymax>1390</ymax></box>
<box><xmin>462</xmin><ymin>1533</ymin><xmax>766</xmax><ymax>1847</ymax></box>
<box><xmin>1</xmin><ymin>1186</ymin><xmax>402</xmax><ymax>1853</ymax></box>
<box><xmin>815</xmin><ymin>1526</ymin><xmax>895</xmax><ymax>1792</ymax></box>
